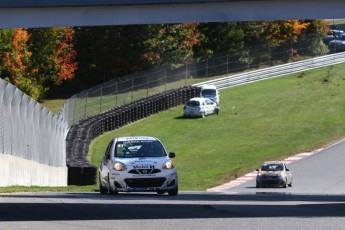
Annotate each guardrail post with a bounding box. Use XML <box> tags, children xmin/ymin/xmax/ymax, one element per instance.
<box><xmin>100</xmin><ymin>87</ymin><xmax>103</xmax><ymax>113</ymax></box>
<box><xmin>84</xmin><ymin>92</ymin><xmax>88</xmax><ymax>120</ymax></box>
<box><xmin>185</xmin><ymin>64</ymin><xmax>188</xmax><ymax>86</ymax></box>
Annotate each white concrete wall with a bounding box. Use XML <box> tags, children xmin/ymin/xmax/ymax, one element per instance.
<box><xmin>0</xmin><ymin>154</ymin><xmax>67</xmax><ymax>187</ymax></box>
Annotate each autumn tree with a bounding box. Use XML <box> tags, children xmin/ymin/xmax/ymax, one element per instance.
<box><xmin>0</xmin><ymin>28</ymin><xmax>44</xmax><ymax>100</ymax></box>
<box><xmin>260</xmin><ymin>20</ymin><xmax>309</xmax><ymax>48</ymax></box>
<box><xmin>27</xmin><ymin>27</ymin><xmax>78</xmax><ymax>98</ymax></box>
<box><xmin>299</xmin><ymin>19</ymin><xmax>329</xmax><ymax>56</ymax></box>
<box><xmin>143</xmin><ymin>23</ymin><xmax>202</xmax><ymax>67</ymax></box>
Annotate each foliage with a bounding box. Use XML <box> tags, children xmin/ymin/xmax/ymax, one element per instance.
<box><xmin>0</xmin><ymin>29</ymin><xmax>42</xmax><ymax>100</ymax></box>
<box><xmin>73</xmin><ymin>25</ymin><xmax>154</xmax><ymax>87</ymax></box>
<box><xmin>296</xmin><ymin>20</ymin><xmax>330</xmax><ymax>57</ymax></box>
<box><xmin>308</xmin><ymin>38</ymin><xmax>329</xmax><ymax>56</ymax></box>
<box><xmin>261</xmin><ymin>20</ymin><xmax>309</xmax><ymax>47</ymax></box>
<box><xmin>144</xmin><ymin>23</ymin><xmax>202</xmax><ymax>67</ymax></box>
<box><xmin>73</xmin><ymin>24</ymin><xmax>201</xmax><ymax>88</ymax></box>
<box><xmin>193</xmin><ymin>22</ymin><xmax>244</xmax><ymax>57</ymax></box>
<box><xmin>0</xmin><ymin>20</ymin><xmax>333</xmax><ymax>100</ymax></box>
<box><xmin>43</xmin><ymin>20</ymin><xmax>332</xmax><ymax>108</ymax></box>
<box><xmin>89</xmin><ymin>63</ymin><xmax>345</xmax><ymax>191</ymax></box>
<box><xmin>303</xmin><ymin>19</ymin><xmax>329</xmax><ymax>38</ymax></box>
<box><xmin>27</xmin><ymin>27</ymin><xmax>78</xmax><ymax>98</ymax></box>
<box><xmin>192</xmin><ymin>20</ymin><xmax>326</xmax><ymax>67</ymax></box>
<box><xmin>53</xmin><ymin>28</ymin><xmax>78</xmax><ymax>84</ymax></box>
<box><xmin>0</xmin><ymin>27</ymin><xmax>77</xmax><ymax>100</ymax></box>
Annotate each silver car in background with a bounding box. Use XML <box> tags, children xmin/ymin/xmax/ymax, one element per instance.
<box><xmin>256</xmin><ymin>161</ymin><xmax>293</xmax><ymax>188</ymax></box>
<box><xmin>328</xmin><ymin>34</ymin><xmax>345</xmax><ymax>52</ymax></box>
<box><xmin>99</xmin><ymin>136</ymin><xmax>178</xmax><ymax>196</ymax></box>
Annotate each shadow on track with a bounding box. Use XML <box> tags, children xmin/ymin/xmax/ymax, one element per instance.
<box><xmin>1</xmin><ymin>192</ymin><xmax>345</xmax><ymax>221</ymax></box>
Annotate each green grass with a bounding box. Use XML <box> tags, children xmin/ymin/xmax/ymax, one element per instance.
<box><xmin>40</xmin><ymin>99</ymin><xmax>66</xmax><ymax>114</ymax></box>
<box><xmin>89</xmin><ymin>63</ymin><xmax>345</xmax><ymax>191</ymax></box>
<box><xmin>0</xmin><ymin>185</ymin><xmax>97</xmax><ymax>193</ymax></box>
<box><xmin>326</xmin><ymin>19</ymin><xmax>345</xmax><ymax>26</ymax></box>
<box><xmin>9</xmin><ymin>62</ymin><xmax>345</xmax><ymax>193</ymax></box>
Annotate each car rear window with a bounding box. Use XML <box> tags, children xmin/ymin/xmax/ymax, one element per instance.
<box><xmin>187</xmin><ymin>100</ymin><xmax>200</xmax><ymax>107</ymax></box>
<box><xmin>201</xmin><ymin>89</ymin><xmax>216</xmax><ymax>96</ymax></box>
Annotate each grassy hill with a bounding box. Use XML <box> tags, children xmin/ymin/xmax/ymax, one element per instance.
<box><xmin>88</xmin><ymin>63</ymin><xmax>345</xmax><ymax>191</ymax></box>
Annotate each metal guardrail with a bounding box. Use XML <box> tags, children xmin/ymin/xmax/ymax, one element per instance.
<box><xmin>193</xmin><ymin>52</ymin><xmax>345</xmax><ymax>89</ymax></box>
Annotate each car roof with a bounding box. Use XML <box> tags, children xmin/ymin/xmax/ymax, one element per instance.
<box><xmin>188</xmin><ymin>97</ymin><xmax>208</xmax><ymax>102</ymax></box>
<box><xmin>262</xmin><ymin>161</ymin><xmax>285</xmax><ymax>165</ymax></box>
<box><xmin>201</xmin><ymin>84</ymin><xmax>217</xmax><ymax>90</ymax></box>
<box><xmin>115</xmin><ymin>136</ymin><xmax>157</xmax><ymax>142</ymax></box>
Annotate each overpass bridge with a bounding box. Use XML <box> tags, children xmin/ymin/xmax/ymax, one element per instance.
<box><xmin>0</xmin><ymin>0</ymin><xmax>345</xmax><ymax>28</ymax></box>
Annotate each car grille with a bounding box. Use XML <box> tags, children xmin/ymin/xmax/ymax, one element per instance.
<box><xmin>128</xmin><ymin>169</ymin><xmax>161</xmax><ymax>174</ymax></box>
<box><xmin>124</xmin><ymin>177</ymin><xmax>166</xmax><ymax>188</ymax></box>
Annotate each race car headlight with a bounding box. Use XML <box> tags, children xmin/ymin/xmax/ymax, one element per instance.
<box><xmin>113</xmin><ymin>162</ymin><xmax>127</xmax><ymax>171</ymax></box>
<box><xmin>257</xmin><ymin>173</ymin><xmax>264</xmax><ymax>178</ymax></box>
<box><xmin>278</xmin><ymin>173</ymin><xmax>285</xmax><ymax>178</ymax></box>
<box><xmin>162</xmin><ymin>160</ymin><xmax>175</xmax><ymax>170</ymax></box>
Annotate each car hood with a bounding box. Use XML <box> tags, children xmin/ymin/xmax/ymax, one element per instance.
<box><xmin>115</xmin><ymin>156</ymin><xmax>171</xmax><ymax>169</ymax></box>
<box><xmin>259</xmin><ymin>170</ymin><xmax>284</xmax><ymax>175</ymax></box>
<box><xmin>330</xmin><ymin>40</ymin><xmax>345</xmax><ymax>43</ymax></box>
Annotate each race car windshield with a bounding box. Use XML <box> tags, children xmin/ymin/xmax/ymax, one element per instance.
<box><xmin>201</xmin><ymin>89</ymin><xmax>216</xmax><ymax>96</ymax></box>
<box><xmin>261</xmin><ymin>163</ymin><xmax>284</xmax><ymax>171</ymax></box>
<box><xmin>115</xmin><ymin>140</ymin><xmax>166</xmax><ymax>158</ymax></box>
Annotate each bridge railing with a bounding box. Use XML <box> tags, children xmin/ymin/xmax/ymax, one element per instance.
<box><xmin>194</xmin><ymin>52</ymin><xmax>345</xmax><ymax>89</ymax></box>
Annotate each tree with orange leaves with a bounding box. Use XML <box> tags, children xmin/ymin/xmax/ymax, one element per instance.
<box><xmin>262</xmin><ymin>20</ymin><xmax>309</xmax><ymax>47</ymax></box>
<box><xmin>0</xmin><ymin>28</ymin><xmax>44</xmax><ymax>99</ymax></box>
<box><xmin>52</xmin><ymin>27</ymin><xmax>78</xmax><ymax>85</ymax></box>
<box><xmin>1</xmin><ymin>29</ymin><xmax>30</xmax><ymax>83</ymax></box>
<box><xmin>0</xmin><ymin>27</ymin><xmax>78</xmax><ymax>100</ymax></box>
<box><xmin>27</xmin><ymin>27</ymin><xmax>78</xmax><ymax>97</ymax></box>
<box><xmin>143</xmin><ymin>23</ymin><xmax>202</xmax><ymax>67</ymax></box>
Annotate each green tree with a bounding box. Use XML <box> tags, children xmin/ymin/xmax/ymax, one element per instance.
<box><xmin>74</xmin><ymin>24</ymin><xmax>201</xmax><ymax>88</ymax></box>
<box><xmin>299</xmin><ymin>19</ymin><xmax>329</xmax><ymax>56</ymax></box>
<box><xmin>193</xmin><ymin>22</ymin><xmax>244</xmax><ymax>57</ymax></box>
<box><xmin>74</xmin><ymin>25</ymin><xmax>154</xmax><ymax>87</ymax></box>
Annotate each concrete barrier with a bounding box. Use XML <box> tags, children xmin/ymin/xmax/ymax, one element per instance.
<box><xmin>0</xmin><ymin>154</ymin><xmax>67</xmax><ymax>187</ymax></box>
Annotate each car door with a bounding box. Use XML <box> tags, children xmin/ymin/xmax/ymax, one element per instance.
<box><xmin>100</xmin><ymin>140</ymin><xmax>114</xmax><ymax>184</ymax></box>
<box><xmin>284</xmin><ymin>163</ymin><xmax>292</xmax><ymax>184</ymax></box>
<box><xmin>205</xmin><ymin>99</ymin><xmax>215</xmax><ymax>114</ymax></box>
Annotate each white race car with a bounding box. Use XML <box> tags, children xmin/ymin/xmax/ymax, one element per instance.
<box><xmin>183</xmin><ymin>97</ymin><xmax>219</xmax><ymax>118</ymax></box>
<box><xmin>99</xmin><ymin>136</ymin><xmax>178</xmax><ymax>196</ymax></box>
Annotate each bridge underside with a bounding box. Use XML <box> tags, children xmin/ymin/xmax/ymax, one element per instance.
<box><xmin>1</xmin><ymin>0</ymin><xmax>345</xmax><ymax>28</ymax></box>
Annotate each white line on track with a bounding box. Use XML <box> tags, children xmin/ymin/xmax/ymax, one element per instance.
<box><xmin>206</xmin><ymin>148</ymin><xmax>323</xmax><ymax>192</ymax></box>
